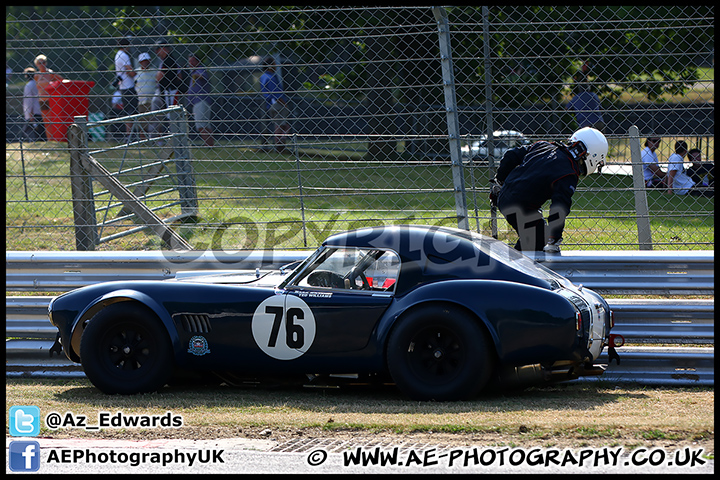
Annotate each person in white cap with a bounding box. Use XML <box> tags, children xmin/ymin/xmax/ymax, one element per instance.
<box><xmin>134</xmin><ymin>52</ymin><xmax>157</xmax><ymax>139</ymax></box>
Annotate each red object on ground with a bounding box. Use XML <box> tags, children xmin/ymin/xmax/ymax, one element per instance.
<box><xmin>42</xmin><ymin>80</ymin><xmax>96</xmax><ymax>141</ymax></box>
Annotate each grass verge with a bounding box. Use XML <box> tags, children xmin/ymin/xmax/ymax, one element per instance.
<box><xmin>5</xmin><ymin>378</ymin><xmax>714</xmax><ymax>456</ymax></box>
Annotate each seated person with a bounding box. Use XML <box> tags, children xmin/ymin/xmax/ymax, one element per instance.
<box><xmin>667</xmin><ymin>141</ymin><xmax>713</xmax><ymax>198</ymax></box>
<box><xmin>641</xmin><ymin>137</ymin><xmax>666</xmax><ymax>188</ymax></box>
<box><xmin>687</xmin><ymin>148</ymin><xmax>714</xmax><ymax>188</ymax></box>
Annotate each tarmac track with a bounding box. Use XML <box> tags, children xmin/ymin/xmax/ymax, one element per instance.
<box><xmin>6</xmin><ymin>436</ymin><xmax>714</xmax><ymax>474</ymax></box>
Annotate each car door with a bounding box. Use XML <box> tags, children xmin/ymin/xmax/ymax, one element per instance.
<box><xmin>263</xmin><ymin>247</ymin><xmax>399</xmax><ymax>359</ymax></box>
<box><xmin>284</xmin><ymin>286</ymin><xmax>393</xmax><ymax>354</ymax></box>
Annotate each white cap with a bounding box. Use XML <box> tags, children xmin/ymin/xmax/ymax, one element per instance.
<box><xmin>138</xmin><ymin>53</ymin><xmax>151</xmax><ymax>62</ymax></box>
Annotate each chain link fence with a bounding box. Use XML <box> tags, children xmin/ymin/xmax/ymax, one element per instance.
<box><xmin>6</xmin><ymin>6</ymin><xmax>714</xmax><ymax>252</ymax></box>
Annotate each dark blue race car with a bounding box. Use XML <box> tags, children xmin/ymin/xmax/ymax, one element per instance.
<box><xmin>48</xmin><ymin>225</ymin><xmax>618</xmax><ymax>400</ymax></box>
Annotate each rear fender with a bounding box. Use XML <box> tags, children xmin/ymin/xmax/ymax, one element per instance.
<box><xmin>379</xmin><ymin>279</ymin><xmax>576</xmax><ymax>365</ymax></box>
<box><xmin>379</xmin><ymin>281</ymin><xmax>501</xmax><ymax>353</ymax></box>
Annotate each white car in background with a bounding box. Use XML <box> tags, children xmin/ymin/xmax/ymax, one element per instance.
<box><xmin>462</xmin><ymin>130</ymin><xmax>531</xmax><ymax>162</ymax></box>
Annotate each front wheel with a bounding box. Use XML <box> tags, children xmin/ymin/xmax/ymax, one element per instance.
<box><xmin>79</xmin><ymin>303</ymin><xmax>173</xmax><ymax>395</ymax></box>
<box><xmin>386</xmin><ymin>305</ymin><xmax>494</xmax><ymax>401</ymax></box>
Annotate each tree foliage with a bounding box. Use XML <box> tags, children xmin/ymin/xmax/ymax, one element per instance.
<box><xmin>7</xmin><ymin>5</ymin><xmax>713</xmax><ymax>105</ymax></box>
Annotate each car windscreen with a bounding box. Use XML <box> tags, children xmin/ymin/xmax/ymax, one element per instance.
<box><xmin>280</xmin><ymin>246</ymin><xmax>400</xmax><ymax>292</ymax></box>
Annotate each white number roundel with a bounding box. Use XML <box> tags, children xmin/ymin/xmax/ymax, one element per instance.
<box><xmin>251</xmin><ymin>295</ymin><xmax>316</xmax><ymax>360</ymax></box>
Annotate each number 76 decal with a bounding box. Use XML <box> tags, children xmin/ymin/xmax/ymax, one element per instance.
<box><xmin>252</xmin><ymin>295</ymin><xmax>317</xmax><ymax>360</ymax></box>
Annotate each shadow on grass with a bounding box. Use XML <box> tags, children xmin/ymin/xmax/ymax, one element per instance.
<box><xmin>6</xmin><ymin>376</ymin><xmax>662</xmax><ymax>415</ymax></box>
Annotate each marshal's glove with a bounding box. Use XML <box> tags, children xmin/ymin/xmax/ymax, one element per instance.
<box><xmin>489</xmin><ymin>179</ymin><xmax>502</xmax><ymax>207</ymax></box>
<box><xmin>543</xmin><ymin>237</ymin><xmax>563</xmax><ymax>254</ymax></box>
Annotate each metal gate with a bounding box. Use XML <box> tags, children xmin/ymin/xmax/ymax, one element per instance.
<box><xmin>67</xmin><ymin>106</ymin><xmax>197</xmax><ymax>250</ymax></box>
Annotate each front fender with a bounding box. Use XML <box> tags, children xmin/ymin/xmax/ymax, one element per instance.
<box><xmin>68</xmin><ymin>289</ymin><xmax>182</xmax><ymax>365</ymax></box>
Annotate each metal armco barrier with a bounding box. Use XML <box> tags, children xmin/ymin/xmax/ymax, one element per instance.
<box><xmin>6</xmin><ymin>249</ymin><xmax>714</xmax><ymax>295</ymax></box>
<box><xmin>593</xmin><ymin>347</ymin><xmax>714</xmax><ymax>386</ymax></box>
<box><xmin>6</xmin><ymin>296</ymin><xmax>715</xmax><ymax>385</ymax></box>
<box><xmin>609</xmin><ymin>299</ymin><xmax>714</xmax><ymax>344</ymax></box>
<box><xmin>5</xmin><ymin>250</ymin><xmax>714</xmax><ymax>386</ymax></box>
<box><xmin>528</xmin><ymin>250</ymin><xmax>715</xmax><ymax>295</ymax></box>
<box><xmin>5</xmin><ymin>250</ymin><xmax>307</xmax><ymax>292</ymax></box>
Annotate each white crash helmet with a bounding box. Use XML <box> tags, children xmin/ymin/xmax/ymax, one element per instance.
<box><xmin>568</xmin><ymin>127</ymin><xmax>608</xmax><ymax>175</ymax></box>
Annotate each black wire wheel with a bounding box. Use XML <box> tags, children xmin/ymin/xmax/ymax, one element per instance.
<box><xmin>386</xmin><ymin>305</ymin><xmax>494</xmax><ymax>401</ymax></box>
<box><xmin>79</xmin><ymin>302</ymin><xmax>173</xmax><ymax>395</ymax></box>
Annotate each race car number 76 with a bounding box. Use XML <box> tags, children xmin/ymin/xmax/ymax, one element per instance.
<box><xmin>265</xmin><ymin>306</ymin><xmax>304</xmax><ymax>349</ymax></box>
<box><xmin>252</xmin><ymin>295</ymin><xmax>317</xmax><ymax>360</ymax></box>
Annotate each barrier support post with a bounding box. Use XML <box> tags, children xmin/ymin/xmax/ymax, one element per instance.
<box><xmin>629</xmin><ymin>125</ymin><xmax>653</xmax><ymax>250</ymax></box>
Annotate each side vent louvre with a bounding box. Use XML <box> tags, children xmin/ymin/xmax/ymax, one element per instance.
<box><xmin>177</xmin><ymin>314</ymin><xmax>212</xmax><ymax>333</ymax></box>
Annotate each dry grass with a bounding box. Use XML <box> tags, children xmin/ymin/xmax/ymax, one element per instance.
<box><xmin>5</xmin><ymin>378</ymin><xmax>714</xmax><ymax>455</ymax></box>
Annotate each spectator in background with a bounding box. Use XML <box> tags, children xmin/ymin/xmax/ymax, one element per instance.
<box><xmin>33</xmin><ymin>54</ymin><xmax>64</xmax><ymax>114</ymax></box>
<box><xmin>259</xmin><ymin>56</ymin><xmax>291</xmax><ymax>152</ymax></box>
<box><xmin>22</xmin><ymin>67</ymin><xmax>46</xmax><ymax>141</ymax></box>
<box><xmin>186</xmin><ymin>53</ymin><xmax>214</xmax><ymax>147</ymax></box>
<box><xmin>641</xmin><ymin>136</ymin><xmax>666</xmax><ymax>188</ymax></box>
<box><xmin>666</xmin><ymin>140</ymin><xmax>697</xmax><ymax>195</ymax></box>
<box><xmin>686</xmin><ymin>148</ymin><xmax>714</xmax><ymax>197</ymax></box>
<box><xmin>155</xmin><ymin>40</ymin><xmax>184</xmax><ymax>108</ymax></box>
<box><xmin>155</xmin><ymin>41</ymin><xmax>184</xmax><ymax>144</ymax></box>
<box><xmin>115</xmin><ymin>38</ymin><xmax>138</xmax><ymax>138</ymax></box>
<box><xmin>567</xmin><ymin>74</ymin><xmax>605</xmax><ymax>132</ymax></box>
<box><xmin>109</xmin><ymin>88</ymin><xmax>125</xmax><ymax>141</ymax></box>
<box><xmin>150</xmin><ymin>86</ymin><xmax>166</xmax><ymax>138</ymax></box>
<box><xmin>134</xmin><ymin>52</ymin><xmax>157</xmax><ymax>139</ymax></box>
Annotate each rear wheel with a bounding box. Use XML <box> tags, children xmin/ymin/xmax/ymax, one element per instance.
<box><xmin>386</xmin><ymin>305</ymin><xmax>494</xmax><ymax>401</ymax></box>
<box><xmin>79</xmin><ymin>303</ymin><xmax>173</xmax><ymax>395</ymax></box>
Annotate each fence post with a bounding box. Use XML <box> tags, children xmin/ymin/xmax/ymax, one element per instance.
<box><xmin>433</xmin><ymin>6</ymin><xmax>469</xmax><ymax>230</ymax></box>
<box><xmin>170</xmin><ymin>106</ymin><xmax>198</xmax><ymax>216</ymax></box>
<box><xmin>19</xmin><ymin>141</ymin><xmax>29</xmax><ymax>201</ymax></box>
<box><xmin>67</xmin><ymin>118</ymin><xmax>99</xmax><ymax>250</ymax></box>
<box><xmin>629</xmin><ymin>125</ymin><xmax>653</xmax><ymax>250</ymax></box>
<box><xmin>292</xmin><ymin>134</ymin><xmax>308</xmax><ymax>247</ymax></box>
<box><xmin>482</xmin><ymin>6</ymin><xmax>498</xmax><ymax>238</ymax></box>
